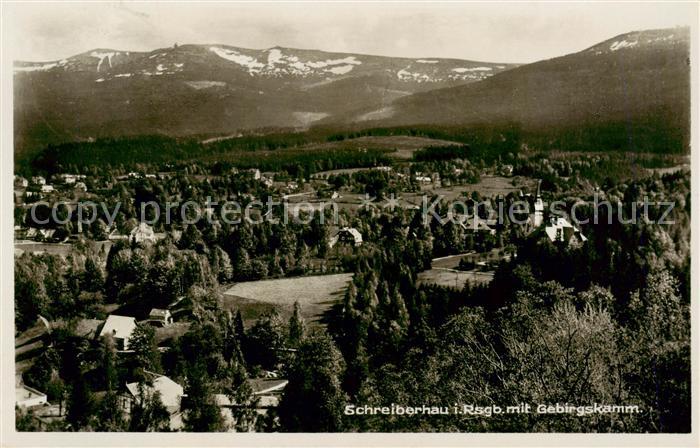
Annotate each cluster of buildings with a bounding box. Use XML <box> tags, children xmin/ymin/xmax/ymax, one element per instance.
<box><xmin>17</xmin><ymin>309</ymin><xmax>287</xmax><ymax>431</ymax></box>
<box><xmin>454</xmin><ymin>181</ymin><xmax>587</xmax><ymax>247</ymax></box>
<box><xmin>524</xmin><ymin>182</ymin><xmax>587</xmax><ymax>246</ymax></box>
<box><xmin>15</xmin><ymin>174</ymin><xmax>88</xmax><ymax>200</ymax></box>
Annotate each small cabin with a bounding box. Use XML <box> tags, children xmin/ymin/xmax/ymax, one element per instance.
<box><xmin>329</xmin><ymin>227</ymin><xmax>363</xmax><ymax>248</ymax></box>
<box><xmin>148</xmin><ymin>308</ymin><xmax>173</xmax><ymax>327</ymax></box>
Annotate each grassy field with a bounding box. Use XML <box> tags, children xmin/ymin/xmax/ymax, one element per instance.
<box><xmin>14</xmin><ymin>240</ymin><xmax>113</xmax><ymax>258</ymax></box>
<box><xmin>400</xmin><ymin>175</ymin><xmax>534</xmax><ymax>208</ymax></box>
<box><xmin>431</xmin><ymin>253</ymin><xmax>476</xmax><ymax>270</ymax></box>
<box><xmin>431</xmin><ymin>249</ymin><xmax>510</xmax><ymax>270</ymax></box>
<box><xmin>311</xmin><ymin>167</ymin><xmax>388</xmax><ymax>177</ymax></box>
<box><xmin>299</xmin><ymin>135</ymin><xmax>463</xmax><ymax>160</ymax></box>
<box><xmin>222</xmin><ymin>273</ymin><xmax>353</xmax><ymax>326</ymax></box>
<box><xmin>434</xmin><ymin>175</ymin><xmax>531</xmax><ymax>197</ymax></box>
<box><xmin>417</xmin><ymin>268</ymin><xmax>494</xmax><ymax>289</ymax></box>
<box><xmin>14</xmin><ymin>242</ymin><xmax>74</xmax><ymax>257</ymax></box>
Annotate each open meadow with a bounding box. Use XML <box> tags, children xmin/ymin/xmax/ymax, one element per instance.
<box><xmin>222</xmin><ymin>273</ymin><xmax>353</xmax><ymax>326</ymax></box>
<box><xmin>417</xmin><ymin>268</ymin><xmax>494</xmax><ymax>289</ymax></box>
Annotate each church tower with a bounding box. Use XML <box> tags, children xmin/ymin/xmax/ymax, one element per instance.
<box><xmin>533</xmin><ymin>180</ymin><xmax>544</xmax><ymax>227</ymax></box>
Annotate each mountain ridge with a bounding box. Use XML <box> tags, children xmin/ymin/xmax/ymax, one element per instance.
<box><xmin>14</xmin><ymin>27</ymin><xmax>690</xmax><ymax>163</ymax></box>
<box><xmin>359</xmin><ymin>27</ymin><xmax>689</xmax><ymax>136</ymax></box>
<box><xmin>14</xmin><ymin>43</ymin><xmax>517</xmax><ymax>161</ymax></box>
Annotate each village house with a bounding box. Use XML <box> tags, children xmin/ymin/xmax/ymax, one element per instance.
<box><xmin>24</xmin><ymin>228</ymin><xmax>61</xmax><ymax>242</ymax></box>
<box><xmin>55</xmin><ymin>174</ymin><xmax>83</xmax><ymax>185</ymax></box>
<box><xmin>121</xmin><ymin>371</ymin><xmax>184</xmax><ymax>431</ymax></box>
<box><xmin>130</xmin><ymin>222</ymin><xmax>157</xmax><ymax>244</ymax></box>
<box><xmin>16</xmin><ymin>383</ymin><xmax>48</xmax><ymax>408</ymax></box>
<box><xmin>248</xmin><ymin>168</ymin><xmax>262</xmax><ymax>180</ymax></box>
<box><xmin>542</xmin><ymin>216</ymin><xmax>588</xmax><ymax>247</ymax></box>
<box><xmin>500</xmin><ymin>164</ymin><xmax>514</xmax><ymax>176</ymax></box>
<box><xmin>15</xmin><ymin>175</ymin><xmax>29</xmax><ymax>188</ymax></box>
<box><xmin>40</xmin><ymin>185</ymin><xmax>55</xmax><ymax>194</ymax></box>
<box><xmin>31</xmin><ymin>176</ymin><xmax>46</xmax><ymax>186</ymax></box>
<box><xmin>249</xmin><ymin>378</ymin><xmax>288</xmax><ymax>397</ymax></box>
<box><xmin>148</xmin><ymin>308</ymin><xmax>173</xmax><ymax>327</ymax></box>
<box><xmin>99</xmin><ymin>315</ymin><xmax>137</xmax><ymax>350</ymax></box>
<box><xmin>214</xmin><ymin>378</ymin><xmax>289</xmax><ymax>430</ymax></box>
<box><xmin>458</xmin><ymin>215</ymin><xmax>497</xmax><ymax>235</ymax></box>
<box><xmin>329</xmin><ymin>227</ymin><xmax>363</xmax><ymax>248</ymax></box>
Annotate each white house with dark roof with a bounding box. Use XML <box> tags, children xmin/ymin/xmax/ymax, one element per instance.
<box><xmin>99</xmin><ymin>315</ymin><xmax>137</xmax><ymax>350</ymax></box>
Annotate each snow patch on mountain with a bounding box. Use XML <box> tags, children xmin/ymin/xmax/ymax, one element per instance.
<box><xmin>610</xmin><ymin>40</ymin><xmax>638</xmax><ymax>51</ymax></box>
<box><xmin>185</xmin><ymin>80</ymin><xmax>227</xmax><ymax>90</ymax></box>
<box><xmin>452</xmin><ymin>67</ymin><xmax>492</xmax><ymax>73</ymax></box>
<box><xmin>209</xmin><ymin>46</ymin><xmax>362</xmax><ymax>77</ymax></box>
<box><xmin>397</xmin><ymin>69</ymin><xmax>431</xmax><ymax>82</ymax></box>
<box><xmin>416</xmin><ymin>59</ymin><xmax>439</xmax><ymax>64</ymax></box>
<box><xmin>267</xmin><ymin>48</ymin><xmax>284</xmax><ymax>64</ymax></box>
<box><xmin>394</xmin><ymin>62</ymin><xmax>498</xmax><ymax>83</ymax></box>
<box><xmin>91</xmin><ymin>51</ymin><xmax>117</xmax><ymax>72</ymax></box>
<box><xmin>14</xmin><ymin>62</ymin><xmax>59</xmax><ymax>72</ymax></box>
<box><xmin>646</xmin><ymin>34</ymin><xmax>675</xmax><ymax>43</ymax></box>
<box><xmin>326</xmin><ymin>65</ymin><xmax>355</xmax><ymax>75</ymax></box>
<box><xmin>209</xmin><ymin>47</ymin><xmax>265</xmax><ymax>73</ymax></box>
<box><xmin>305</xmin><ymin>56</ymin><xmax>362</xmax><ymax>69</ymax></box>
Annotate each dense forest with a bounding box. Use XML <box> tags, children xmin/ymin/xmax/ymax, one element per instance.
<box><xmin>15</xmin><ymin>145</ymin><xmax>690</xmax><ymax>431</ymax></box>
<box><xmin>24</xmin><ymin>118</ymin><xmax>688</xmax><ymax>177</ymax></box>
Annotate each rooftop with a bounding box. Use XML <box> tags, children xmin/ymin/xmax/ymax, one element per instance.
<box><xmin>126</xmin><ymin>373</ymin><xmax>184</xmax><ymax>410</ymax></box>
<box><xmin>99</xmin><ymin>315</ymin><xmax>137</xmax><ymax>340</ymax></box>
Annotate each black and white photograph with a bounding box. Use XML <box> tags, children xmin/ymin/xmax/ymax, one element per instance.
<box><xmin>2</xmin><ymin>1</ymin><xmax>698</xmax><ymax>445</ymax></box>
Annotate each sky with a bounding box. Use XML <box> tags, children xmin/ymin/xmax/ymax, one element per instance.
<box><xmin>4</xmin><ymin>1</ymin><xmax>697</xmax><ymax>63</ymax></box>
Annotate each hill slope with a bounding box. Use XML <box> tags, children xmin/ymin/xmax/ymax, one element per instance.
<box><xmin>366</xmin><ymin>28</ymin><xmax>690</xmax><ymax>151</ymax></box>
<box><xmin>14</xmin><ymin>45</ymin><xmax>515</xmax><ymax>161</ymax></box>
